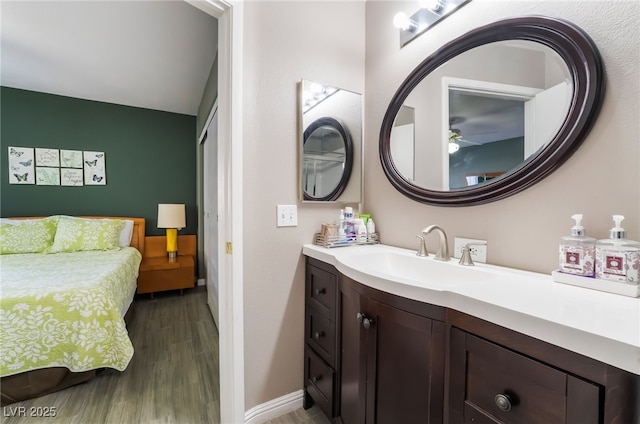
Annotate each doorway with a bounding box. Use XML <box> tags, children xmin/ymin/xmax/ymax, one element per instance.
<box><xmin>187</xmin><ymin>1</ymin><xmax>245</xmax><ymax>422</ymax></box>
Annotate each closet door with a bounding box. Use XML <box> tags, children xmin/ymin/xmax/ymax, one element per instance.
<box><xmin>203</xmin><ymin>109</ymin><xmax>219</xmax><ymax>326</ymax></box>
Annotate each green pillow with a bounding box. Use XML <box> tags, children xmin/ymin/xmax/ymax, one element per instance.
<box><xmin>49</xmin><ymin>216</ymin><xmax>125</xmax><ymax>253</ymax></box>
<box><xmin>0</xmin><ymin>217</ymin><xmax>58</xmax><ymax>254</ymax></box>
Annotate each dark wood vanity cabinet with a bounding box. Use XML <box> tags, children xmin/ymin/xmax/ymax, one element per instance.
<box><xmin>339</xmin><ymin>276</ymin><xmax>446</xmax><ymax>424</ymax></box>
<box><xmin>304</xmin><ymin>256</ymin><xmax>640</xmax><ymax>424</ymax></box>
<box><xmin>449</xmin><ymin>328</ymin><xmax>600</xmax><ymax>424</ymax></box>
<box><xmin>304</xmin><ymin>258</ymin><xmax>446</xmax><ymax>424</ymax></box>
<box><xmin>447</xmin><ymin>311</ymin><xmax>640</xmax><ymax>424</ymax></box>
<box><xmin>304</xmin><ymin>257</ymin><xmax>340</xmax><ymax>419</ymax></box>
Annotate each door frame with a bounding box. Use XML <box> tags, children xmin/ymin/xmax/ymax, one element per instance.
<box><xmin>441</xmin><ymin>77</ymin><xmax>541</xmax><ymax>189</ymax></box>
<box><xmin>185</xmin><ymin>1</ymin><xmax>245</xmax><ymax>423</ymax></box>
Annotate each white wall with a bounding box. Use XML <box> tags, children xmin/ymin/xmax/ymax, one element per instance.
<box><xmin>365</xmin><ymin>0</ymin><xmax>639</xmax><ymax>273</ymax></box>
<box><xmin>241</xmin><ymin>0</ymin><xmax>365</xmax><ymax>411</ymax></box>
<box><xmin>238</xmin><ymin>0</ymin><xmax>639</xmax><ymax>413</ymax></box>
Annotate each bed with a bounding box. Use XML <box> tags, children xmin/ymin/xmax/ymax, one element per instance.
<box><xmin>0</xmin><ymin>216</ymin><xmax>145</xmax><ymax>405</ymax></box>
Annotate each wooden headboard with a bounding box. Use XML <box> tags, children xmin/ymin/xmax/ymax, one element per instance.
<box><xmin>4</xmin><ymin>216</ymin><xmax>146</xmax><ymax>255</ymax></box>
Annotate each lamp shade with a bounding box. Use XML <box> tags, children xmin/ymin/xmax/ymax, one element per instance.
<box><xmin>157</xmin><ymin>204</ymin><xmax>186</xmax><ymax>229</ymax></box>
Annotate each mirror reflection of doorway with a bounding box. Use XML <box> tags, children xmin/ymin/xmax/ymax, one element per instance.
<box><xmin>391</xmin><ymin>105</ymin><xmax>416</xmax><ymax>181</ymax></box>
<box><xmin>444</xmin><ymin>77</ymin><xmax>570</xmax><ymax>189</ymax></box>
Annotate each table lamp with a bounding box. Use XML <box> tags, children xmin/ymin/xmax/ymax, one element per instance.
<box><xmin>157</xmin><ymin>203</ymin><xmax>186</xmax><ymax>260</ymax></box>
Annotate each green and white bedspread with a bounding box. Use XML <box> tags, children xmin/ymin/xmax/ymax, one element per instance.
<box><xmin>0</xmin><ymin>248</ymin><xmax>142</xmax><ymax>377</ymax></box>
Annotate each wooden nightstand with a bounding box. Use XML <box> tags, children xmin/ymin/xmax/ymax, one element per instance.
<box><xmin>137</xmin><ymin>235</ymin><xmax>196</xmax><ymax>298</ymax></box>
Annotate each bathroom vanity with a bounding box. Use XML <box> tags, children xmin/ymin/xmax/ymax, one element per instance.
<box><xmin>303</xmin><ymin>244</ymin><xmax>639</xmax><ymax>424</ymax></box>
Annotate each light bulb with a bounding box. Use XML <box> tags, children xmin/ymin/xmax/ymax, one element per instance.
<box><xmin>419</xmin><ymin>0</ymin><xmax>445</xmax><ymax>12</ymax></box>
<box><xmin>303</xmin><ymin>90</ymin><xmax>313</xmax><ymax>102</ymax></box>
<box><xmin>448</xmin><ymin>142</ymin><xmax>460</xmax><ymax>154</ymax></box>
<box><xmin>310</xmin><ymin>83</ymin><xmax>324</xmax><ymax>94</ymax></box>
<box><xmin>393</xmin><ymin>12</ymin><xmax>413</xmax><ymax>31</ymax></box>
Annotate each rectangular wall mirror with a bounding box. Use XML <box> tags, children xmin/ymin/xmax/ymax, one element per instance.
<box><xmin>299</xmin><ymin>79</ymin><xmax>363</xmax><ymax>203</ymax></box>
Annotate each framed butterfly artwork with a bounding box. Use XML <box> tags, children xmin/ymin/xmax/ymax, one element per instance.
<box><xmin>8</xmin><ymin>146</ymin><xmax>35</xmax><ymax>184</ymax></box>
<box><xmin>61</xmin><ymin>168</ymin><xmax>84</xmax><ymax>186</ymax></box>
<box><xmin>35</xmin><ymin>148</ymin><xmax>60</xmax><ymax>167</ymax></box>
<box><xmin>36</xmin><ymin>167</ymin><xmax>60</xmax><ymax>186</ymax></box>
<box><xmin>60</xmin><ymin>149</ymin><xmax>83</xmax><ymax>168</ymax></box>
<box><xmin>83</xmin><ymin>151</ymin><xmax>106</xmax><ymax>185</ymax></box>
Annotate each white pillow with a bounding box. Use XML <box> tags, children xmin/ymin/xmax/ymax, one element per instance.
<box><xmin>119</xmin><ymin>220</ymin><xmax>134</xmax><ymax>247</ymax></box>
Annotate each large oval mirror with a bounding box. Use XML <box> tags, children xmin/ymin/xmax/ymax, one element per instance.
<box><xmin>380</xmin><ymin>16</ymin><xmax>604</xmax><ymax>206</ymax></box>
<box><xmin>302</xmin><ymin>117</ymin><xmax>353</xmax><ymax>201</ymax></box>
<box><xmin>300</xmin><ymin>79</ymin><xmax>363</xmax><ymax>203</ymax></box>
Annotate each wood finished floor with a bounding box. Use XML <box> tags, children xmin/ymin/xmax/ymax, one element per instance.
<box><xmin>2</xmin><ymin>287</ymin><xmax>330</xmax><ymax>424</ymax></box>
<box><xmin>2</xmin><ymin>287</ymin><xmax>220</xmax><ymax>424</ymax></box>
<box><xmin>263</xmin><ymin>406</ymin><xmax>332</xmax><ymax>424</ymax></box>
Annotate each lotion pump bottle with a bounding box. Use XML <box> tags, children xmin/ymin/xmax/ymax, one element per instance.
<box><xmin>595</xmin><ymin>215</ymin><xmax>640</xmax><ymax>284</ymax></box>
<box><xmin>356</xmin><ymin>219</ymin><xmax>368</xmax><ymax>243</ymax></box>
<box><xmin>344</xmin><ymin>207</ymin><xmax>355</xmax><ymax>238</ymax></box>
<box><xmin>559</xmin><ymin>214</ymin><xmax>596</xmax><ymax>276</ymax></box>
<box><xmin>366</xmin><ymin>218</ymin><xmax>376</xmax><ymax>240</ymax></box>
<box><xmin>338</xmin><ymin>209</ymin><xmax>346</xmax><ymax>240</ymax></box>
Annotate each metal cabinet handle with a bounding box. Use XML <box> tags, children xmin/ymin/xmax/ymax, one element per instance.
<box><xmin>312</xmin><ymin>375</ymin><xmax>322</xmax><ymax>384</ymax></box>
<box><xmin>363</xmin><ymin>317</ymin><xmax>373</xmax><ymax>329</ymax></box>
<box><xmin>313</xmin><ymin>331</ymin><xmax>325</xmax><ymax>340</ymax></box>
<box><xmin>356</xmin><ymin>313</ymin><xmax>374</xmax><ymax>329</ymax></box>
<box><xmin>495</xmin><ymin>394</ymin><xmax>512</xmax><ymax>412</ymax></box>
<box><xmin>314</xmin><ymin>287</ymin><xmax>326</xmax><ymax>296</ymax></box>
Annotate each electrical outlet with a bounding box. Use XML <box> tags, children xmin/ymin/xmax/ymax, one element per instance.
<box><xmin>276</xmin><ymin>205</ymin><xmax>298</xmax><ymax>227</ymax></box>
<box><xmin>454</xmin><ymin>237</ymin><xmax>487</xmax><ymax>263</ymax></box>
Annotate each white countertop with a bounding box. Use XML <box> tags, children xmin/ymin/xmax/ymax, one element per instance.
<box><xmin>303</xmin><ymin>243</ymin><xmax>640</xmax><ymax>375</ymax></box>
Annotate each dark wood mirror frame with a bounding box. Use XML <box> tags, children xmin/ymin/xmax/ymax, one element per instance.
<box><xmin>303</xmin><ymin>116</ymin><xmax>354</xmax><ymax>201</ymax></box>
<box><xmin>379</xmin><ymin>16</ymin><xmax>605</xmax><ymax>206</ymax></box>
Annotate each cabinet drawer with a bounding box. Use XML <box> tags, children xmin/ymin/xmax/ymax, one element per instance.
<box><xmin>137</xmin><ymin>266</ymin><xmax>193</xmax><ymax>294</ymax></box>
<box><xmin>305</xmin><ymin>306</ymin><xmax>336</xmax><ymax>366</ymax></box>
<box><xmin>305</xmin><ymin>346</ymin><xmax>335</xmax><ymax>419</ymax></box>
<box><xmin>452</xmin><ymin>330</ymin><xmax>600</xmax><ymax>424</ymax></box>
<box><xmin>305</xmin><ymin>262</ymin><xmax>337</xmax><ymax>319</ymax></box>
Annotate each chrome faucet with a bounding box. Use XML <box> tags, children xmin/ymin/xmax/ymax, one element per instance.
<box><xmin>458</xmin><ymin>242</ymin><xmax>487</xmax><ymax>266</ymax></box>
<box><xmin>415</xmin><ymin>235</ymin><xmax>428</xmax><ymax>257</ymax></box>
<box><xmin>421</xmin><ymin>225</ymin><xmax>450</xmax><ymax>261</ymax></box>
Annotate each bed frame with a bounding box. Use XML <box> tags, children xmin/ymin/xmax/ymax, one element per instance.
<box><xmin>1</xmin><ymin>216</ymin><xmax>145</xmax><ymax>405</ymax></box>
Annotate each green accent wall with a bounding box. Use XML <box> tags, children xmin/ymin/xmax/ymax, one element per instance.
<box><xmin>449</xmin><ymin>137</ymin><xmax>524</xmax><ymax>189</ymax></box>
<box><xmin>0</xmin><ymin>87</ymin><xmax>197</xmax><ymax>235</ymax></box>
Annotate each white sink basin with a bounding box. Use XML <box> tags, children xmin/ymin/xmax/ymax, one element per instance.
<box><xmin>339</xmin><ymin>250</ymin><xmax>498</xmax><ymax>288</ymax></box>
<box><xmin>303</xmin><ymin>243</ymin><xmax>640</xmax><ymax>376</ymax></box>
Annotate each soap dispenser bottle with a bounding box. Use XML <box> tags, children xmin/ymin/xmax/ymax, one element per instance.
<box><xmin>344</xmin><ymin>207</ymin><xmax>355</xmax><ymax>238</ymax></box>
<box><xmin>595</xmin><ymin>215</ymin><xmax>640</xmax><ymax>284</ymax></box>
<box><xmin>338</xmin><ymin>209</ymin><xmax>346</xmax><ymax>240</ymax></box>
<box><xmin>559</xmin><ymin>214</ymin><xmax>596</xmax><ymax>276</ymax></box>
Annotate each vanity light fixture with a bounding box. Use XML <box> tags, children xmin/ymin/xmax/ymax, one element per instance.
<box><xmin>394</xmin><ymin>0</ymin><xmax>472</xmax><ymax>47</ymax></box>
<box><xmin>303</xmin><ymin>83</ymin><xmax>338</xmax><ymax>113</ymax></box>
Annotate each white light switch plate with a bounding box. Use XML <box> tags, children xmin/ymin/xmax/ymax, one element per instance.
<box><xmin>454</xmin><ymin>237</ymin><xmax>487</xmax><ymax>263</ymax></box>
<box><xmin>276</xmin><ymin>205</ymin><xmax>298</xmax><ymax>227</ymax></box>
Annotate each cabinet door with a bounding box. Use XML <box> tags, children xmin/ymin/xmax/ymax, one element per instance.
<box><xmin>338</xmin><ymin>280</ymin><xmax>367</xmax><ymax>424</ymax></box>
<box><xmin>449</xmin><ymin>328</ymin><xmax>601</xmax><ymax>424</ymax></box>
<box><xmin>365</xmin><ymin>299</ymin><xmax>445</xmax><ymax>424</ymax></box>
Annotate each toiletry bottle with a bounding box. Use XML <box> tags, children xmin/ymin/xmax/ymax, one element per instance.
<box><xmin>344</xmin><ymin>207</ymin><xmax>355</xmax><ymax>238</ymax></box>
<box><xmin>366</xmin><ymin>218</ymin><xmax>376</xmax><ymax>240</ymax></box>
<box><xmin>356</xmin><ymin>219</ymin><xmax>368</xmax><ymax>243</ymax></box>
<box><xmin>595</xmin><ymin>215</ymin><xmax>640</xmax><ymax>284</ymax></box>
<box><xmin>338</xmin><ymin>209</ymin><xmax>346</xmax><ymax>240</ymax></box>
<box><xmin>558</xmin><ymin>214</ymin><xmax>596</xmax><ymax>276</ymax></box>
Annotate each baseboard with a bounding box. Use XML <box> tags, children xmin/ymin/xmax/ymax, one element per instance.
<box><xmin>197</xmin><ymin>278</ymin><xmax>206</xmax><ymax>286</ymax></box>
<box><xmin>244</xmin><ymin>390</ymin><xmax>304</xmax><ymax>424</ymax></box>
